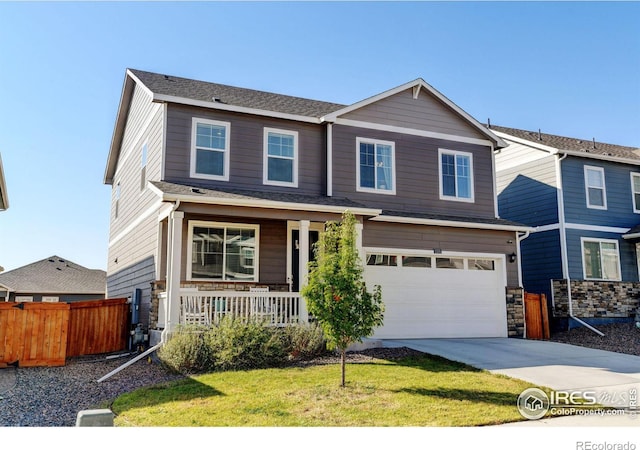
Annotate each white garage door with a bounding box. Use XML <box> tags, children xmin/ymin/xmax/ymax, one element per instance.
<box><xmin>364</xmin><ymin>251</ymin><xmax>507</xmax><ymax>339</ymax></box>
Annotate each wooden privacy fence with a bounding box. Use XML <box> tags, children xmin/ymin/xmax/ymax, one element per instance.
<box><xmin>524</xmin><ymin>292</ymin><xmax>550</xmax><ymax>340</ymax></box>
<box><xmin>0</xmin><ymin>298</ymin><xmax>129</xmax><ymax>368</ymax></box>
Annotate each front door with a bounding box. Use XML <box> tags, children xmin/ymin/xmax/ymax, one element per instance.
<box><xmin>291</xmin><ymin>230</ymin><xmax>320</xmax><ymax>292</ymax></box>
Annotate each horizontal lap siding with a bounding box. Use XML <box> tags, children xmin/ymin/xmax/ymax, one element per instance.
<box><xmin>107</xmin><ymin>255</ymin><xmax>156</xmax><ymax>328</ymax></box>
<box><xmin>362</xmin><ymin>221</ymin><xmax>519</xmax><ymax>286</ymax></box>
<box><xmin>519</xmin><ymin>230</ymin><xmax>563</xmax><ymax>299</ymax></box>
<box><xmin>164</xmin><ymin>105</ymin><xmax>326</xmax><ymax>196</ymax></box>
<box><xmin>332</xmin><ymin>125</ymin><xmax>496</xmax><ymax>218</ymax></box>
<box><xmin>343</xmin><ymin>88</ymin><xmax>487</xmax><ymax>140</ymax></box>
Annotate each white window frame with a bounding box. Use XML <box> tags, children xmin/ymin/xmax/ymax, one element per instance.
<box><xmin>263</xmin><ymin>127</ymin><xmax>298</xmax><ymax>187</ymax></box>
<box><xmin>584</xmin><ymin>165</ymin><xmax>607</xmax><ymax>210</ymax></box>
<box><xmin>581</xmin><ymin>237</ymin><xmax>621</xmax><ymax>281</ymax></box>
<box><xmin>186</xmin><ymin>221</ymin><xmax>259</xmax><ymax>282</ymax></box>
<box><xmin>630</xmin><ymin>172</ymin><xmax>640</xmax><ymax>213</ymax></box>
<box><xmin>190</xmin><ymin>117</ymin><xmax>231</xmax><ymax>181</ymax></box>
<box><xmin>438</xmin><ymin>149</ymin><xmax>475</xmax><ymax>203</ymax></box>
<box><xmin>114</xmin><ymin>182</ymin><xmax>121</xmax><ymax>220</ymax></box>
<box><xmin>140</xmin><ymin>142</ymin><xmax>148</xmax><ymax>192</ymax></box>
<box><xmin>356</xmin><ymin>137</ymin><xmax>396</xmax><ymax>195</ymax></box>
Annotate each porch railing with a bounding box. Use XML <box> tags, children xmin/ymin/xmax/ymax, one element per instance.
<box><xmin>177</xmin><ymin>290</ymin><xmax>303</xmax><ymax>327</ymax></box>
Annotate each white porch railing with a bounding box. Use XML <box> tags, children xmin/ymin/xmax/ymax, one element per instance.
<box><xmin>176</xmin><ymin>290</ymin><xmax>303</xmax><ymax>327</ymax></box>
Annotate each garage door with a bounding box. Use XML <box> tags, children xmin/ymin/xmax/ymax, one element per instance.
<box><xmin>363</xmin><ymin>251</ymin><xmax>507</xmax><ymax>339</ymax></box>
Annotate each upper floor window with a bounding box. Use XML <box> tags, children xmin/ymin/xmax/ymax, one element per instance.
<box><xmin>263</xmin><ymin>128</ymin><xmax>298</xmax><ymax>187</ymax></box>
<box><xmin>356</xmin><ymin>138</ymin><xmax>395</xmax><ymax>195</ymax></box>
<box><xmin>190</xmin><ymin>118</ymin><xmax>230</xmax><ymax>181</ymax></box>
<box><xmin>631</xmin><ymin>172</ymin><xmax>640</xmax><ymax>213</ymax></box>
<box><xmin>140</xmin><ymin>143</ymin><xmax>148</xmax><ymax>191</ymax></box>
<box><xmin>439</xmin><ymin>149</ymin><xmax>474</xmax><ymax>202</ymax></box>
<box><xmin>581</xmin><ymin>238</ymin><xmax>621</xmax><ymax>281</ymax></box>
<box><xmin>584</xmin><ymin>166</ymin><xmax>606</xmax><ymax>209</ymax></box>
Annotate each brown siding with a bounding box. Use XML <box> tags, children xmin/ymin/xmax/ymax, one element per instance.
<box><xmin>164</xmin><ymin>104</ymin><xmax>326</xmax><ymax>195</ymax></box>
<box><xmin>362</xmin><ymin>221</ymin><xmax>519</xmax><ymax>286</ymax></box>
<box><xmin>332</xmin><ymin>125</ymin><xmax>497</xmax><ymax>218</ymax></box>
<box><xmin>343</xmin><ymin>87</ymin><xmax>488</xmax><ymax>141</ymax></box>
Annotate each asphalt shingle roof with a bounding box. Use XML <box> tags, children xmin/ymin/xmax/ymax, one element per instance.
<box><xmin>380</xmin><ymin>210</ymin><xmax>528</xmax><ymax>228</ymax></box>
<box><xmin>129</xmin><ymin>69</ymin><xmax>346</xmax><ymax>118</ymax></box>
<box><xmin>0</xmin><ymin>256</ymin><xmax>106</xmax><ymax>294</ymax></box>
<box><xmin>489</xmin><ymin>125</ymin><xmax>640</xmax><ymax>162</ymax></box>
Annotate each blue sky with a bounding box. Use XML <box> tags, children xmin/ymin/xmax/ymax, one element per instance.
<box><xmin>0</xmin><ymin>1</ymin><xmax>639</xmax><ymax>273</ymax></box>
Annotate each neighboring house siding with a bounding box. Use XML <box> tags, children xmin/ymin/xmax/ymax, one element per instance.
<box><xmin>164</xmin><ymin>104</ymin><xmax>326</xmax><ymax>195</ymax></box>
<box><xmin>362</xmin><ymin>221</ymin><xmax>519</xmax><ymax>286</ymax></box>
<box><xmin>519</xmin><ymin>230</ymin><xmax>563</xmax><ymax>299</ymax></box>
<box><xmin>496</xmin><ymin>155</ymin><xmax>558</xmax><ymax>226</ymax></box>
<box><xmin>342</xmin><ymin>88</ymin><xmax>487</xmax><ymax>141</ymax></box>
<box><xmin>561</xmin><ymin>157</ymin><xmax>639</xmax><ymax>228</ymax></box>
<box><xmin>332</xmin><ymin>124</ymin><xmax>496</xmax><ymax>218</ymax></box>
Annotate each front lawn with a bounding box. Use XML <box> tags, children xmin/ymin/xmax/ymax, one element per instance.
<box><xmin>111</xmin><ymin>354</ymin><xmax>536</xmax><ymax>426</ymax></box>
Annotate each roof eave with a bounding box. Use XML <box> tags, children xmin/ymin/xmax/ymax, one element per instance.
<box><xmin>370</xmin><ymin>214</ymin><xmax>533</xmax><ymax>232</ymax></box>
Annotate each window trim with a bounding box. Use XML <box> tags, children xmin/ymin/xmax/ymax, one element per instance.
<box><xmin>630</xmin><ymin>172</ymin><xmax>640</xmax><ymax>214</ymax></box>
<box><xmin>438</xmin><ymin>148</ymin><xmax>475</xmax><ymax>203</ymax></box>
<box><xmin>263</xmin><ymin>127</ymin><xmax>299</xmax><ymax>187</ymax></box>
<box><xmin>190</xmin><ymin>117</ymin><xmax>231</xmax><ymax>181</ymax></box>
<box><xmin>114</xmin><ymin>182</ymin><xmax>121</xmax><ymax>220</ymax></box>
<box><xmin>580</xmin><ymin>237</ymin><xmax>621</xmax><ymax>281</ymax></box>
<box><xmin>356</xmin><ymin>137</ymin><xmax>396</xmax><ymax>195</ymax></box>
<box><xmin>584</xmin><ymin>165</ymin><xmax>607</xmax><ymax>210</ymax></box>
<box><xmin>140</xmin><ymin>142</ymin><xmax>148</xmax><ymax>192</ymax></box>
<box><xmin>186</xmin><ymin>220</ymin><xmax>260</xmax><ymax>282</ymax></box>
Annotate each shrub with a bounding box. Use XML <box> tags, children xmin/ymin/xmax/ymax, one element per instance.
<box><xmin>157</xmin><ymin>325</ymin><xmax>213</xmax><ymax>374</ymax></box>
<box><xmin>282</xmin><ymin>321</ymin><xmax>328</xmax><ymax>360</ymax></box>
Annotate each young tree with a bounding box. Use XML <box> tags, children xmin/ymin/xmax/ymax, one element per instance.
<box><xmin>301</xmin><ymin>210</ymin><xmax>384</xmax><ymax>387</ymax></box>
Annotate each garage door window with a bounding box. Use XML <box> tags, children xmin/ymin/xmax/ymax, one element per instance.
<box><xmin>436</xmin><ymin>257</ymin><xmax>464</xmax><ymax>269</ymax></box>
<box><xmin>402</xmin><ymin>256</ymin><xmax>431</xmax><ymax>268</ymax></box>
<box><xmin>468</xmin><ymin>259</ymin><xmax>495</xmax><ymax>270</ymax></box>
<box><xmin>366</xmin><ymin>254</ymin><xmax>397</xmax><ymax>266</ymax></box>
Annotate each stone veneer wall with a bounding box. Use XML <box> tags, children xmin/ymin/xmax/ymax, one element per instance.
<box><xmin>505</xmin><ymin>287</ymin><xmax>525</xmax><ymax>338</ymax></box>
<box><xmin>552</xmin><ymin>279</ymin><xmax>640</xmax><ymax>318</ymax></box>
<box><xmin>149</xmin><ymin>281</ymin><xmax>290</xmax><ymax>329</ymax></box>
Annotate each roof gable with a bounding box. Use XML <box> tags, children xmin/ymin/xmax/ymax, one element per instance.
<box><xmin>0</xmin><ymin>256</ymin><xmax>106</xmax><ymax>294</ymax></box>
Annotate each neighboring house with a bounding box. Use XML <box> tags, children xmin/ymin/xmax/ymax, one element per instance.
<box><xmin>494</xmin><ymin>125</ymin><xmax>640</xmax><ymax>330</ymax></box>
<box><xmin>0</xmin><ymin>256</ymin><xmax>106</xmax><ymax>303</ymax></box>
<box><xmin>104</xmin><ymin>68</ymin><xmax>531</xmax><ymax>341</ymax></box>
<box><xmin>0</xmin><ymin>152</ymin><xmax>8</xmax><ymax>211</ymax></box>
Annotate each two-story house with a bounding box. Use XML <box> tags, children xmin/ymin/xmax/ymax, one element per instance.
<box><xmin>104</xmin><ymin>69</ymin><xmax>530</xmax><ymax>343</ymax></box>
<box><xmin>494</xmin><ymin>125</ymin><xmax>640</xmax><ymax>331</ymax></box>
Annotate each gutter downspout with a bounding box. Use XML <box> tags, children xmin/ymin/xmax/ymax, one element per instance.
<box><xmin>555</xmin><ymin>153</ymin><xmax>604</xmax><ymax>336</ymax></box>
<box><xmin>326</xmin><ymin>123</ymin><xmax>333</xmax><ymax>197</ymax></box>
<box><xmin>97</xmin><ymin>200</ymin><xmax>181</xmax><ymax>383</ymax></box>
<box><xmin>162</xmin><ymin>200</ymin><xmax>181</xmax><ymax>344</ymax></box>
<box><xmin>516</xmin><ymin>230</ymin><xmax>531</xmax><ymax>289</ymax></box>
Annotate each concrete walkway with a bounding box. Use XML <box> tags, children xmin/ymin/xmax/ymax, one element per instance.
<box><xmin>383</xmin><ymin>338</ymin><xmax>640</xmax><ymax>427</ymax></box>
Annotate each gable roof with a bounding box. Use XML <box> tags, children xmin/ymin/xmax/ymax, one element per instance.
<box><xmin>490</xmin><ymin>125</ymin><xmax>640</xmax><ymax>164</ymax></box>
<box><xmin>105</xmin><ymin>69</ymin><xmax>505</xmax><ymax>183</ymax></box>
<box><xmin>0</xmin><ymin>153</ymin><xmax>8</xmax><ymax>211</ymax></box>
<box><xmin>0</xmin><ymin>256</ymin><xmax>106</xmax><ymax>294</ymax></box>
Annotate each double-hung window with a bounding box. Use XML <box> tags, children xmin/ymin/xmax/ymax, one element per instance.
<box><xmin>631</xmin><ymin>172</ymin><xmax>640</xmax><ymax>213</ymax></box>
<box><xmin>584</xmin><ymin>166</ymin><xmax>606</xmax><ymax>209</ymax></box>
<box><xmin>190</xmin><ymin>118</ymin><xmax>230</xmax><ymax>181</ymax></box>
<box><xmin>356</xmin><ymin>138</ymin><xmax>395</xmax><ymax>194</ymax></box>
<box><xmin>264</xmin><ymin>128</ymin><xmax>298</xmax><ymax>187</ymax></box>
<box><xmin>581</xmin><ymin>238</ymin><xmax>621</xmax><ymax>281</ymax></box>
<box><xmin>188</xmin><ymin>221</ymin><xmax>259</xmax><ymax>281</ymax></box>
<box><xmin>439</xmin><ymin>149</ymin><xmax>474</xmax><ymax>202</ymax></box>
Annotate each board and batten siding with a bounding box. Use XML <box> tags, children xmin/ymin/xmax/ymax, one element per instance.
<box><xmin>496</xmin><ymin>153</ymin><xmax>559</xmax><ymax>227</ymax></box>
<box><xmin>362</xmin><ymin>221</ymin><xmax>519</xmax><ymax>286</ymax></box>
<box><xmin>561</xmin><ymin>157</ymin><xmax>640</xmax><ymax>228</ymax></box>
<box><xmin>164</xmin><ymin>104</ymin><xmax>326</xmax><ymax>196</ymax></box>
<box><xmin>332</xmin><ymin>124</ymin><xmax>496</xmax><ymax>218</ymax></box>
<box><xmin>342</xmin><ymin>87</ymin><xmax>488</xmax><ymax>141</ymax></box>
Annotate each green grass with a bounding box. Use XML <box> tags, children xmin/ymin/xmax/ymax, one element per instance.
<box><xmin>111</xmin><ymin>354</ymin><xmax>536</xmax><ymax>427</ymax></box>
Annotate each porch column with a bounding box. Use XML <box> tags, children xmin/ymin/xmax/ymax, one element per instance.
<box><xmin>166</xmin><ymin>211</ymin><xmax>184</xmax><ymax>333</ymax></box>
<box><xmin>298</xmin><ymin>220</ymin><xmax>310</xmax><ymax>322</ymax></box>
<box><xmin>355</xmin><ymin>221</ymin><xmax>365</xmax><ymax>263</ymax></box>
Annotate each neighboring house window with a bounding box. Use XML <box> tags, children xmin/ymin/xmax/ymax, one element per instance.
<box><xmin>188</xmin><ymin>221</ymin><xmax>259</xmax><ymax>281</ymax></box>
<box><xmin>439</xmin><ymin>149</ymin><xmax>474</xmax><ymax>202</ymax></box>
<box><xmin>584</xmin><ymin>166</ymin><xmax>607</xmax><ymax>209</ymax></box>
<box><xmin>631</xmin><ymin>172</ymin><xmax>640</xmax><ymax>213</ymax></box>
<box><xmin>263</xmin><ymin>128</ymin><xmax>298</xmax><ymax>187</ymax></box>
<box><xmin>114</xmin><ymin>182</ymin><xmax>121</xmax><ymax>219</ymax></box>
<box><xmin>581</xmin><ymin>238</ymin><xmax>621</xmax><ymax>281</ymax></box>
<box><xmin>190</xmin><ymin>118</ymin><xmax>230</xmax><ymax>181</ymax></box>
<box><xmin>140</xmin><ymin>143</ymin><xmax>148</xmax><ymax>191</ymax></box>
<box><xmin>356</xmin><ymin>138</ymin><xmax>395</xmax><ymax>194</ymax></box>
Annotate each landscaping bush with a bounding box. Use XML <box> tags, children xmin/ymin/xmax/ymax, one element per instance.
<box><xmin>282</xmin><ymin>321</ymin><xmax>328</xmax><ymax>360</ymax></box>
<box><xmin>157</xmin><ymin>325</ymin><xmax>213</xmax><ymax>374</ymax></box>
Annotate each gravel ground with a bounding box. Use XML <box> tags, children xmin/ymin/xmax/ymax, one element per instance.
<box><xmin>1</xmin><ymin>328</ymin><xmax>637</xmax><ymax>428</ymax></box>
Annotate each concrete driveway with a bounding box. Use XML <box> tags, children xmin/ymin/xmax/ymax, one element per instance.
<box><xmin>382</xmin><ymin>338</ymin><xmax>640</xmax><ymax>426</ymax></box>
